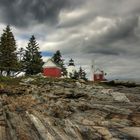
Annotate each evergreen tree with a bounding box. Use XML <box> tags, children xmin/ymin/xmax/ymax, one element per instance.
<box><xmin>73</xmin><ymin>71</ymin><xmax>79</xmax><ymax>80</ymax></box>
<box><xmin>0</xmin><ymin>25</ymin><xmax>19</xmax><ymax>76</ymax></box>
<box><xmin>78</xmin><ymin>67</ymin><xmax>87</xmax><ymax>80</ymax></box>
<box><xmin>23</xmin><ymin>35</ymin><xmax>44</xmax><ymax>75</ymax></box>
<box><xmin>52</xmin><ymin>50</ymin><xmax>62</xmax><ymax>65</ymax></box>
<box><xmin>52</xmin><ymin>50</ymin><xmax>67</xmax><ymax>76</ymax></box>
<box><xmin>16</xmin><ymin>47</ymin><xmax>26</xmax><ymax>73</ymax></box>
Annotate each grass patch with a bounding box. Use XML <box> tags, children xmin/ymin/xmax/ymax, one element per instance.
<box><xmin>0</xmin><ymin>76</ymin><xmax>22</xmax><ymax>85</ymax></box>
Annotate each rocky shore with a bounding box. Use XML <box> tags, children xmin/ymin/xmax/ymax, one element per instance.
<box><xmin>0</xmin><ymin>77</ymin><xmax>140</xmax><ymax>140</ymax></box>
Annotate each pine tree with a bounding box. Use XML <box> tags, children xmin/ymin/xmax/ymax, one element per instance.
<box><xmin>73</xmin><ymin>71</ymin><xmax>79</xmax><ymax>80</ymax></box>
<box><xmin>52</xmin><ymin>50</ymin><xmax>67</xmax><ymax>76</ymax></box>
<box><xmin>52</xmin><ymin>50</ymin><xmax>62</xmax><ymax>65</ymax></box>
<box><xmin>78</xmin><ymin>67</ymin><xmax>87</xmax><ymax>80</ymax></box>
<box><xmin>0</xmin><ymin>25</ymin><xmax>19</xmax><ymax>76</ymax></box>
<box><xmin>16</xmin><ymin>47</ymin><xmax>26</xmax><ymax>73</ymax></box>
<box><xmin>23</xmin><ymin>35</ymin><xmax>44</xmax><ymax>75</ymax></box>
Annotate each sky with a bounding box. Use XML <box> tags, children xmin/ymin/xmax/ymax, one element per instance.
<box><xmin>0</xmin><ymin>0</ymin><xmax>140</xmax><ymax>80</ymax></box>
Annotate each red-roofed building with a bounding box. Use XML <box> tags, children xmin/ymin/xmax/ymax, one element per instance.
<box><xmin>43</xmin><ymin>59</ymin><xmax>62</xmax><ymax>77</ymax></box>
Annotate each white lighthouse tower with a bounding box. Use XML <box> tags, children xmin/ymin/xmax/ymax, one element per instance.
<box><xmin>67</xmin><ymin>59</ymin><xmax>76</xmax><ymax>78</ymax></box>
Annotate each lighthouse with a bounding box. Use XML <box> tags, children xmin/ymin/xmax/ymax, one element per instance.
<box><xmin>67</xmin><ymin>59</ymin><xmax>76</xmax><ymax>78</ymax></box>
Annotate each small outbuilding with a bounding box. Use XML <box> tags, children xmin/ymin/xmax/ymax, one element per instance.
<box><xmin>43</xmin><ymin>59</ymin><xmax>61</xmax><ymax>78</ymax></box>
<box><xmin>94</xmin><ymin>68</ymin><xmax>106</xmax><ymax>82</ymax></box>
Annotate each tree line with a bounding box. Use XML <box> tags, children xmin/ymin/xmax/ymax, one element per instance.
<box><xmin>0</xmin><ymin>25</ymin><xmax>87</xmax><ymax>80</ymax></box>
<box><xmin>0</xmin><ymin>25</ymin><xmax>44</xmax><ymax>76</ymax></box>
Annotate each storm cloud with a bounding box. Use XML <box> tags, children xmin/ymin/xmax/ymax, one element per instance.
<box><xmin>0</xmin><ymin>0</ymin><xmax>70</xmax><ymax>26</ymax></box>
<box><xmin>0</xmin><ymin>0</ymin><xmax>140</xmax><ymax>80</ymax></box>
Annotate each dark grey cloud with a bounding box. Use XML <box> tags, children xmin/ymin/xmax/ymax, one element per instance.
<box><xmin>84</xmin><ymin>45</ymin><xmax>125</xmax><ymax>55</ymax></box>
<box><xmin>102</xmin><ymin>17</ymin><xmax>139</xmax><ymax>42</ymax></box>
<box><xmin>56</xmin><ymin>16</ymin><xmax>139</xmax><ymax>56</ymax></box>
<box><xmin>0</xmin><ymin>0</ymin><xmax>71</xmax><ymax>27</ymax></box>
<box><xmin>82</xmin><ymin>16</ymin><xmax>139</xmax><ymax>55</ymax></box>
